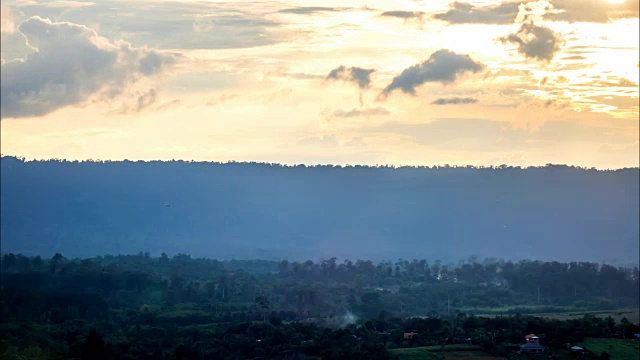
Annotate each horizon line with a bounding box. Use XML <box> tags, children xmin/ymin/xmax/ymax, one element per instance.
<box><xmin>2</xmin><ymin>154</ymin><xmax>639</xmax><ymax>171</ymax></box>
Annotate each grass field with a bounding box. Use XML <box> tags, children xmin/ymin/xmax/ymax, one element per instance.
<box><xmin>390</xmin><ymin>348</ymin><xmax>442</xmax><ymax>360</ymax></box>
<box><xmin>390</xmin><ymin>345</ymin><xmax>505</xmax><ymax>360</ymax></box>
<box><xmin>578</xmin><ymin>338</ymin><xmax>640</xmax><ymax>360</ymax></box>
<box><xmin>441</xmin><ymin>351</ymin><xmax>505</xmax><ymax>359</ymax></box>
<box><xmin>526</xmin><ymin>308</ymin><xmax>640</xmax><ymax>323</ymax></box>
<box><xmin>472</xmin><ymin>308</ymin><xmax>640</xmax><ymax>324</ymax></box>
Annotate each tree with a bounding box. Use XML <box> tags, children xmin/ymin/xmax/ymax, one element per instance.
<box><xmin>278</xmin><ymin>260</ymin><xmax>289</xmax><ymax>276</ymax></box>
<box><xmin>256</xmin><ymin>295</ymin><xmax>270</xmax><ymax>322</ymax></box>
<box><xmin>32</xmin><ymin>256</ymin><xmax>44</xmax><ymax>271</ymax></box>
<box><xmin>84</xmin><ymin>329</ymin><xmax>106</xmax><ymax>359</ymax></box>
<box><xmin>2</xmin><ymin>253</ymin><xmax>17</xmax><ymax>271</ymax></box>
<box><xmin>49</xmin><ymin>253</ymin><xmax>66</xmax><ymax>273</ymax></box>
<box><xmin>620</xmin><ymin>317</ymin><xmax>629</xmax><ymax>338</ymax></box>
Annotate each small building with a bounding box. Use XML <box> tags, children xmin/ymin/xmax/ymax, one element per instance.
<box><xmin>525</xmin><ymin>334</ymin><xmax>540</xmax><ymax>343</ymax></box>
<box><xmin>570</xmin><ymin>346</ymin><xmax>584</xmax><ymax>353</ymax></box>
<box><xmin>520</xmin><ymin>342</ymin><xmax>545</xmax><ymax>354</ymax></box>
<box><xmin>403</xmin><ymin>331</ymin><xmax>418</xmax><ymax>339</ymax></box>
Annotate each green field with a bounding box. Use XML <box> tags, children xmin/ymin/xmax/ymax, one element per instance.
<box><xmin>472</xmin><ymin>308</ymin><xmax>640</xmax><ymax>324</ymax></box>
<box><xmin>390</xmin><ymin>345</ymin><xmax>505</xmax><ymax>360</ymax></box>
<box><xmin>526</xmin><ymin>308</ymin><xmax>640</xmax><ymax>324</ymax></box>
<box><xmin>578</xmin><ymin>338</ymin><xmax>640</xmax><ymax>360</ymax></box>
<box><xmin>441</xmin><ymin>351</ymin><xmax>505</xmax><ymax>359</ymax></box>
<box><xmin>390</xmin><ymin>348</ymin><xmax>442</xmax><ymax>360</ymax></box>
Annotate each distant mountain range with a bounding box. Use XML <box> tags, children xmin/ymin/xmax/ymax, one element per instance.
<box><xmin>1</xmin><ymin>157</ymin><xmax>638</xmax><ymax>265</ymax></box>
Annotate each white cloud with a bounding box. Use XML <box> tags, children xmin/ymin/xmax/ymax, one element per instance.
<box><xmin>331</xmin><ymin>106</ymin><xmax>391</xmax><ymax>118</ymax></box>
<box><xmin>435</xmin><ymin>2</ymin><xmax>521</xmax><ymax>25</ymax></box>
<box><xmin>1</xmin><ymin>5</ymin><xmax>16</xmax><ymax>34</ymax></box>
<box><xmin>37</xmin><ymin>1</ymin><xmax>95</xmax><ymax>8</ymax></box>
<box><xmin>514</xmin><ymin>0</ymin><xmax>640</xmax><ymax>23</ymax></box>
<box><xmin>192</xmin><ymin>15</ymin><xmax>215</xmax><ymax>33</ymax></box>
<box><xmin>547</xmin><ymin>0</ymin><xmax>640</xmax><ymax>23</ymax></box>
<box><xmin>1</xmin><ymin>16</ymin><xmax>175</xmax><ymax>118</ymax></box>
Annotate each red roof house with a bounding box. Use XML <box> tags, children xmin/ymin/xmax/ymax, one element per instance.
<box><xmin>525</xmin><ymin>334</ymin><xmax>540</xmax><ymax>342</ymax></box>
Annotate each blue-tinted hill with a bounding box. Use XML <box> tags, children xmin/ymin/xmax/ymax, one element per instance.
<box><xmin>1</xmin><ymin>157</ymin><xmax>638</xmax><ymax>264</ymax></box>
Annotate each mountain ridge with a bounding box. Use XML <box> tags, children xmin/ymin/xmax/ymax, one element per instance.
<box><xmin>1</xmin><ymin>156</ymin><xmax>638</xmax><ymax>265</ymax></box>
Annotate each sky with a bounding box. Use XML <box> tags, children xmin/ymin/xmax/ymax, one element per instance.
<box><xmin>1</xmin><ymin>0</ymin><xmax>638</xmax><ymax>168</ymax></box>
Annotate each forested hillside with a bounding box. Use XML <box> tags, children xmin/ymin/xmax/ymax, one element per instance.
<box><xmin>1</xmin><ymin>157</ymin><xmax>638</xmax><ymax>263</ymax></box>
<box><xmin>1</xmin><ymin>254</ymin><xmax>639</xmax><ymax>359</ymax></box>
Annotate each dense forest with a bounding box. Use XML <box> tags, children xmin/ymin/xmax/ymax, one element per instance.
<box><xmin>1</xmin><ymin>254</ymin><xmax>639</xmax><ymax>359</ymax></box>
<box><xmin>1</xmin><ymin>157</ymin><xmax>638</xmax><ymax>264</ymax></box>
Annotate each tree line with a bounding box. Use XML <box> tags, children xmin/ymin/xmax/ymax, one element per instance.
<box><xmin>2</xmin><ymin>253</ymin><xmax>638</xmax><ymax>323</ymax></box>
<box><xmin>2</xmin><ymin>253</ymin><xmax>639</xmax><ymax>359</ymax></box>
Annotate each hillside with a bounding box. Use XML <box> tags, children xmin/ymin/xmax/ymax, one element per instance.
<box><xmin>1</xmin><ymin>157</ymin><xmax>638</xmax><ymax>263</ymax></box>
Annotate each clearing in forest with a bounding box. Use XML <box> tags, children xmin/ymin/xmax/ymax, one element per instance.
<box><xmin>578</xmin><ymin>338</ymin><xmax>640</xmax><ymax>360</ymax></box>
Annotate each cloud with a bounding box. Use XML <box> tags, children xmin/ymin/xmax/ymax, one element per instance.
<box><xmin>561</xmin><ymin>55</ymin><xmax>586</xmax><ymax>60</ymax></box>
<box><xmin>381</xmin><ymin>49</ymin><xmax>485</xmax><ymax>97</ymax></box>
<box><xmin>546</xmin><ymin>0</ymin><xmax>640</xmax><ymax>23</ymax></box>
<box><xmin>1</xmin><ymin>16</ymin><xmax>175</xmax><ymax>119</ymax></box>
<box><xmin>192</xmin><ymin>16</ymin><xmax>215</xmax><ymax>33</ymax></box>
<box><xmin>434</xmin><ymin>2</ymin><xmax>520</xmax><ymax>24</ymax></box>
<box><xmin>264</xmin><ymin>70</ymin><xmax>324</xmax><ymax>80</ymax></box>
<box><xmin>279</xmin><ymin>7</ymin><xmax>341</xmax><ymax>14</ymax></box>
<box><xmin>431</xmin><ymin>97</ymin><xmax>478</xmax><ymax>105</ymax></box>
<box><xmin>380</xmin><ymin>10</ymin><xmax>424</xmax><ymax>20</ymax></box>
<box><xmin>380</xmin><ymin>10</ymin><xmax>426</xmax><ymax>28</ymax></box>
<box><xmin>514</xmin><ymin>0</ymin><xmax>640</xmax><ymax>23</ymax></box>
<box><xmin>380</xmin><ymin>10</ymin><xmax>425</xmax><ymax>19</ymax></box>
<box><xmin>206</xmin><ymin>94</ymin><xmax>239</xmax><ymax>106</ymax></box>
<box><xmin>115</xmin><ymin>89</ymin><xmax>157</xmax><ymax>114</ymax></box>
<box><xmin>583</xmin><ymin>77</ymin><xmax>639</xmax><ymax>89</ymax></box>
<box><xmin>500</xmin><ymin>22</ymin><xmax>564</xmax><ymax>61</ymax></box>
<box><xmin>28</xmin><ymin>1</ymin><xmax>96</xmax><ymax>8</ymax></box>
<box><xmin>326</xmin><ymin>66</ymin><xmax>375</xmax><ymax>89</ymax></box>
<box><xmin>20</xmin><ymin>1</ymin><xmax>289</xmax><ymax>50</ymax></box>
<box><xmin>331</xmin><ymin>106</ymin><xmax>391</xmax><ymax>118</ymax></box>
<box><xmin>1</xmin><ymin>5</ymin><xmax>16</xmax><ymax>34</ymax></box>
<box><xmin>486</xmin><ymin>68</ymin><xmax>533</xmax><ymax>77</ymax></box>
<box><xmin>514</xmin><ymin>0</ymin><xmax>555</xmax><ymax>23</ymax></box>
